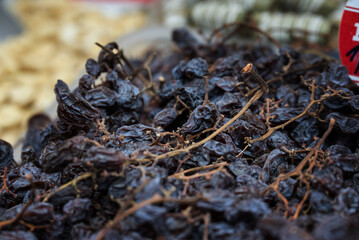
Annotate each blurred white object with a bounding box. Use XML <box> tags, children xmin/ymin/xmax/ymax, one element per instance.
<box><xmin>162</xmin><ymin>0</ymin><xmax>188</xmax><ymax>27</ymax></box>
<box><xmin>191</xmin><ymin>1</ymin><xmax>245</xmax><ymax>29</ymax></box>
<box><xmin>257</xmin><ymin>12</ymin><xmax>332</xmax><ymax>43</ymax></box>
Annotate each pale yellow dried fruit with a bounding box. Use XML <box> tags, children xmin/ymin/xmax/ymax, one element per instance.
<box><xmin>0</xmin><ymin>105</ymin><xmax>23</xmax><ymax>128</ymax></box>
<box><xmin>0</xmin><ymin>0</ymin><xmax>146</xmax><ymax>144</ymax></box>
<box><xmin>1</xmin><ymin>128</ymin><xmax>23</xmax><ymax>146</ymax></box>
<box><xmin>9</xmin><ymin>85</ymin><xmax>35</xmax><ymax>106</ymax></box>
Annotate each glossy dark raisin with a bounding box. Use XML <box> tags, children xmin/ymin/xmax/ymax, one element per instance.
<box><xmin>85</xmin><ymin>58</ymin><xmax>100</xmax><ymax>77</ymax></box>
<box><xmin>0</xmin><ymin>139</ymin><xmax>13</xmax><ymax>168</ymax></box>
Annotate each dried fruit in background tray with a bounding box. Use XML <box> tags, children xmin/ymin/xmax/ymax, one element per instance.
<box><xmin>0</xmin><ymin>0</ymin><xmax>146</xmax><ymax>144</ymax></box>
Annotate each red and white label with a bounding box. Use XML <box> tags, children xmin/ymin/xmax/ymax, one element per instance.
<box><xmin>339</xmin><ymin>0</ymin><xmax>359</xmax><ymax>85</ymax></box>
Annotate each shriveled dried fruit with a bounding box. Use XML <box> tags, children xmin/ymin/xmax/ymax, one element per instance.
<box><xmin>0</xmin><ymin>26</ymin><xmax>358</xmax><ymax>240</ymax></box>
<box><xmin>0</xmin><ymin>140</ymin><xmax>13</xmax><ymax>168</ymax></box>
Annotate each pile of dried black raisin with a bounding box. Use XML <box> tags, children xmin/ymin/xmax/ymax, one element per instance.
<box><xmin>1</xmin><ymin>28</ymin><xmax>359</xmax><ymax>240</ymax></box>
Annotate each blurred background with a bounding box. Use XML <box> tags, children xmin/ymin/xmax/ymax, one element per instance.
<box><xmin>0</xmin><ymin>0</ymin><xmax>345</xmax><ymax>145</ymax></box>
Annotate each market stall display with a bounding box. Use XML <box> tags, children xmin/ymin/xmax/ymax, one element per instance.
<box><xmin>0</xmin><ymin>26</ymin><xmax>358</xmax><ymax>239</ymax></box>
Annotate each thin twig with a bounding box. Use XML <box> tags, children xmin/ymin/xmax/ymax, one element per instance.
<box><xmin>96</xmin><ymin>194</ymin><xmax>205</xmax><ymax>240</ymax></box>
<box><xmin>242</xmin><ymin>63</ymin><xmax>269</xmax><ymax>94</ymax></box>
<box><xmin>169</xmin><ymin>162</ymin><xmax>228</xmax><ymax>180</ymax></box>
<box><xmin>249</xmin><ymin>91</ymin><xmax>341</xmax><ymax>144</ymax></box>
<box><xmin>42</xmin><ymin>172</ymin><xmax>94</xmax><ymax>202</ymax></box>
<box><xmin>176</xmin><ymin>95</ymin><xmax>193</xmax><ymax>113</ymax></box>
<box><xmin>129</xmin><ymin>52</ymin><xmax>155</xmax><ymax>83</ymax></box>
<box><xmin>0</xmin><ymin>174</ymin><xmax>35</xmax><ymax>230</ymax></box>
<box><xmin>291</xmin><ymin>178</ymin><xmax>310</xmax><ymax>220</ymax></box>
<box><xmin>96</xmin><ymin>119</ymin><xmax>111</xmax><ymax>136</ymax></box>
<box><xmin>95</xmin><ymin>42</ymin><xmax>149</xmax><ymax>84</ymax></box>
<box><xmin>203</xmin><ymin>76</ymin><xmax>210</xmax><ymax>105</ymax></box>
<box><xmin>175</xmin><ymin>154</ymin><xmax>193</xmax><ymax>174</ymax></box>
<box><xmin>0</xmin><ymin>167</ymin><xmax>16</xmax><ymax>197</ymax></box>
<box><xmin>150</xmin><ymin>132</ymin><xmax>185</xmax><ymax>149</ymax></box>
<box><xmin>187</xmin><ymin>114</ymin><xmax>225</xmax><ymax>141</ymax></box>
<box><xmin>211</xmin><ymin>21</ymin><xmax>282</xmax><ymax>49</ymax></box>
<box><xmin>264</xmin><ymin>118</ymin><xmax>336</xmax><ymax>217</ymax></box>
<box><xmin>203</xmin><ymin>213</ymin><xmax>210</xmax><ymax>240</ymax></box>
<box><xmin>138</xmin><ymin>90</ymin><xmax>263</xmax><ymax>163</ymax></box>
<box><xmin>245</xmin><ymin>63</ymin><xmax>329</xmax><ymax>98</ymax></box>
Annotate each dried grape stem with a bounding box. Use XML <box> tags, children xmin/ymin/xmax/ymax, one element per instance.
<box><xmin>242</xmin><ymin>63</ymin><xmax>269</xmax><ymax>94</ymax></box>
<box><xmin>272</xmin><ymin>185</ymin><xmax>290</xmax><ymax>216</ymax></box>
<box><xmin>0</xmin><ymin>200</ymin><xmax>32</xmax><ymax>229</ymax></box>
<box><xmin>95</xmin><ymin>42</ymin><xmax>149</xmax><ymax>84</ymax></box>
<box><xmin>83</xmin><ymin>138</ymin><xmax>103</xmax><ymax>148</ymax></box>
<box><xmin>169</xmin><ymin>162</ymin><xmax>228</xmax><ymax>180</ymax></box>
<box><xmin>236</xmin><ymin>144</ymin><xmax>249</xmax><ymax>158</ymax></box>
<box><xmin>18</xmin><ymin>220</ymin><xmax>51</xmax><ymax>231</ymax></box>
<box><xmin>129</xmin><ymin>52</ymin><xmax>155</xmax><ymax>82</ymax></box>
<box><xmin>175</xmin><ymin>154</ymin><xmax>193</xmax><ymax>173</ymax></box>
<box><xmin>42</xmin><ymin>172</ymin><xmax>94</xmax><ymax>202</ymax></box>
<box><xmin>274</xmin><ymin>118</ymin><xmax>334</xmax><ymax>181</ymax></box>
<box><xmin>96</xmin><ymin>194</ymin><xmax>205</xmax><ymax>240</ymax></box>
<box><xmin>141</xmin><ymin>90</ymin><xmax>263</xmax><ymax>163</ymax></box>
<box><xmin>149</xmin><ymin>132</ymin><xmax>185</xmax><ymax>148</ymax></box>
<box><xmin>265</xmin><ymin>118</ymin><xmax>335</xmax><ymax>217</ymax></box>
<box><xmin>245</xmin><ymin>77</ymin><xmax>281</xmax><ymax>97</ymax></box>
<box><xmin>265</xmin><ymin>98</ymin><xmax>271</xmax><ymax>127</ymax></box>
<box><xmin>245</xmin><ymin>63</ymin><xmax>329</xmax><ymax>97</ymax></box>
<box><xmin>291</xmin><ymin>178</ymin><xmax>310</xmax><ymax>220</ymax></box>
<box><xmin>0</xmin><ymin>167</ymin><xmax>12</xmax><ymax>194</ymax></box>
<box><xmin>0</xmin><ymin>175</ymin><xmax>35</xmax><ymax>229</ymax></box>
<box><xmin>203</xmin><ymin>213</ymin><xmax>210</xmax><ymax>240</ymax></box>
<box><xmin>187</xmin><ymin>114</ymin><xmax>224</xmax><ymax>141</ymax></box>
<box><xmin>176</xmin><ymin>95</ymin><xmax>193</xmax><ymax>114</ymax></box>
<box><xmin>96</xmin><ymin>119</ymin><xmax>111</xmax><ymax>136</ymax></box>
<box><xmin>203</xmin><ymin>76</ymin><xmax>210</xmax><ymax>105</ymax></box>
<box><xmin>211</xmin><ymin>21</ymin><xmax>282</xmax><ymax>49</ymax></box>
<box><xmin>249</xmin><ymin>91</ymin><xmax>340</xmax><ymax>144</ymax></box>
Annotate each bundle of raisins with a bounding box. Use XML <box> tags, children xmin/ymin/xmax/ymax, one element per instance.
<box><xmin>1</xmin><ymin>28</ymin><xmax>359</xmax><ymax>240</ymax></box>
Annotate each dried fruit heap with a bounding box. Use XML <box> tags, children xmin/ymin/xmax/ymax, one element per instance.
<box><xmin>1</xmin><ymin>28</ymin><xmax>359</xmax><ymax>240</ymax></box>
